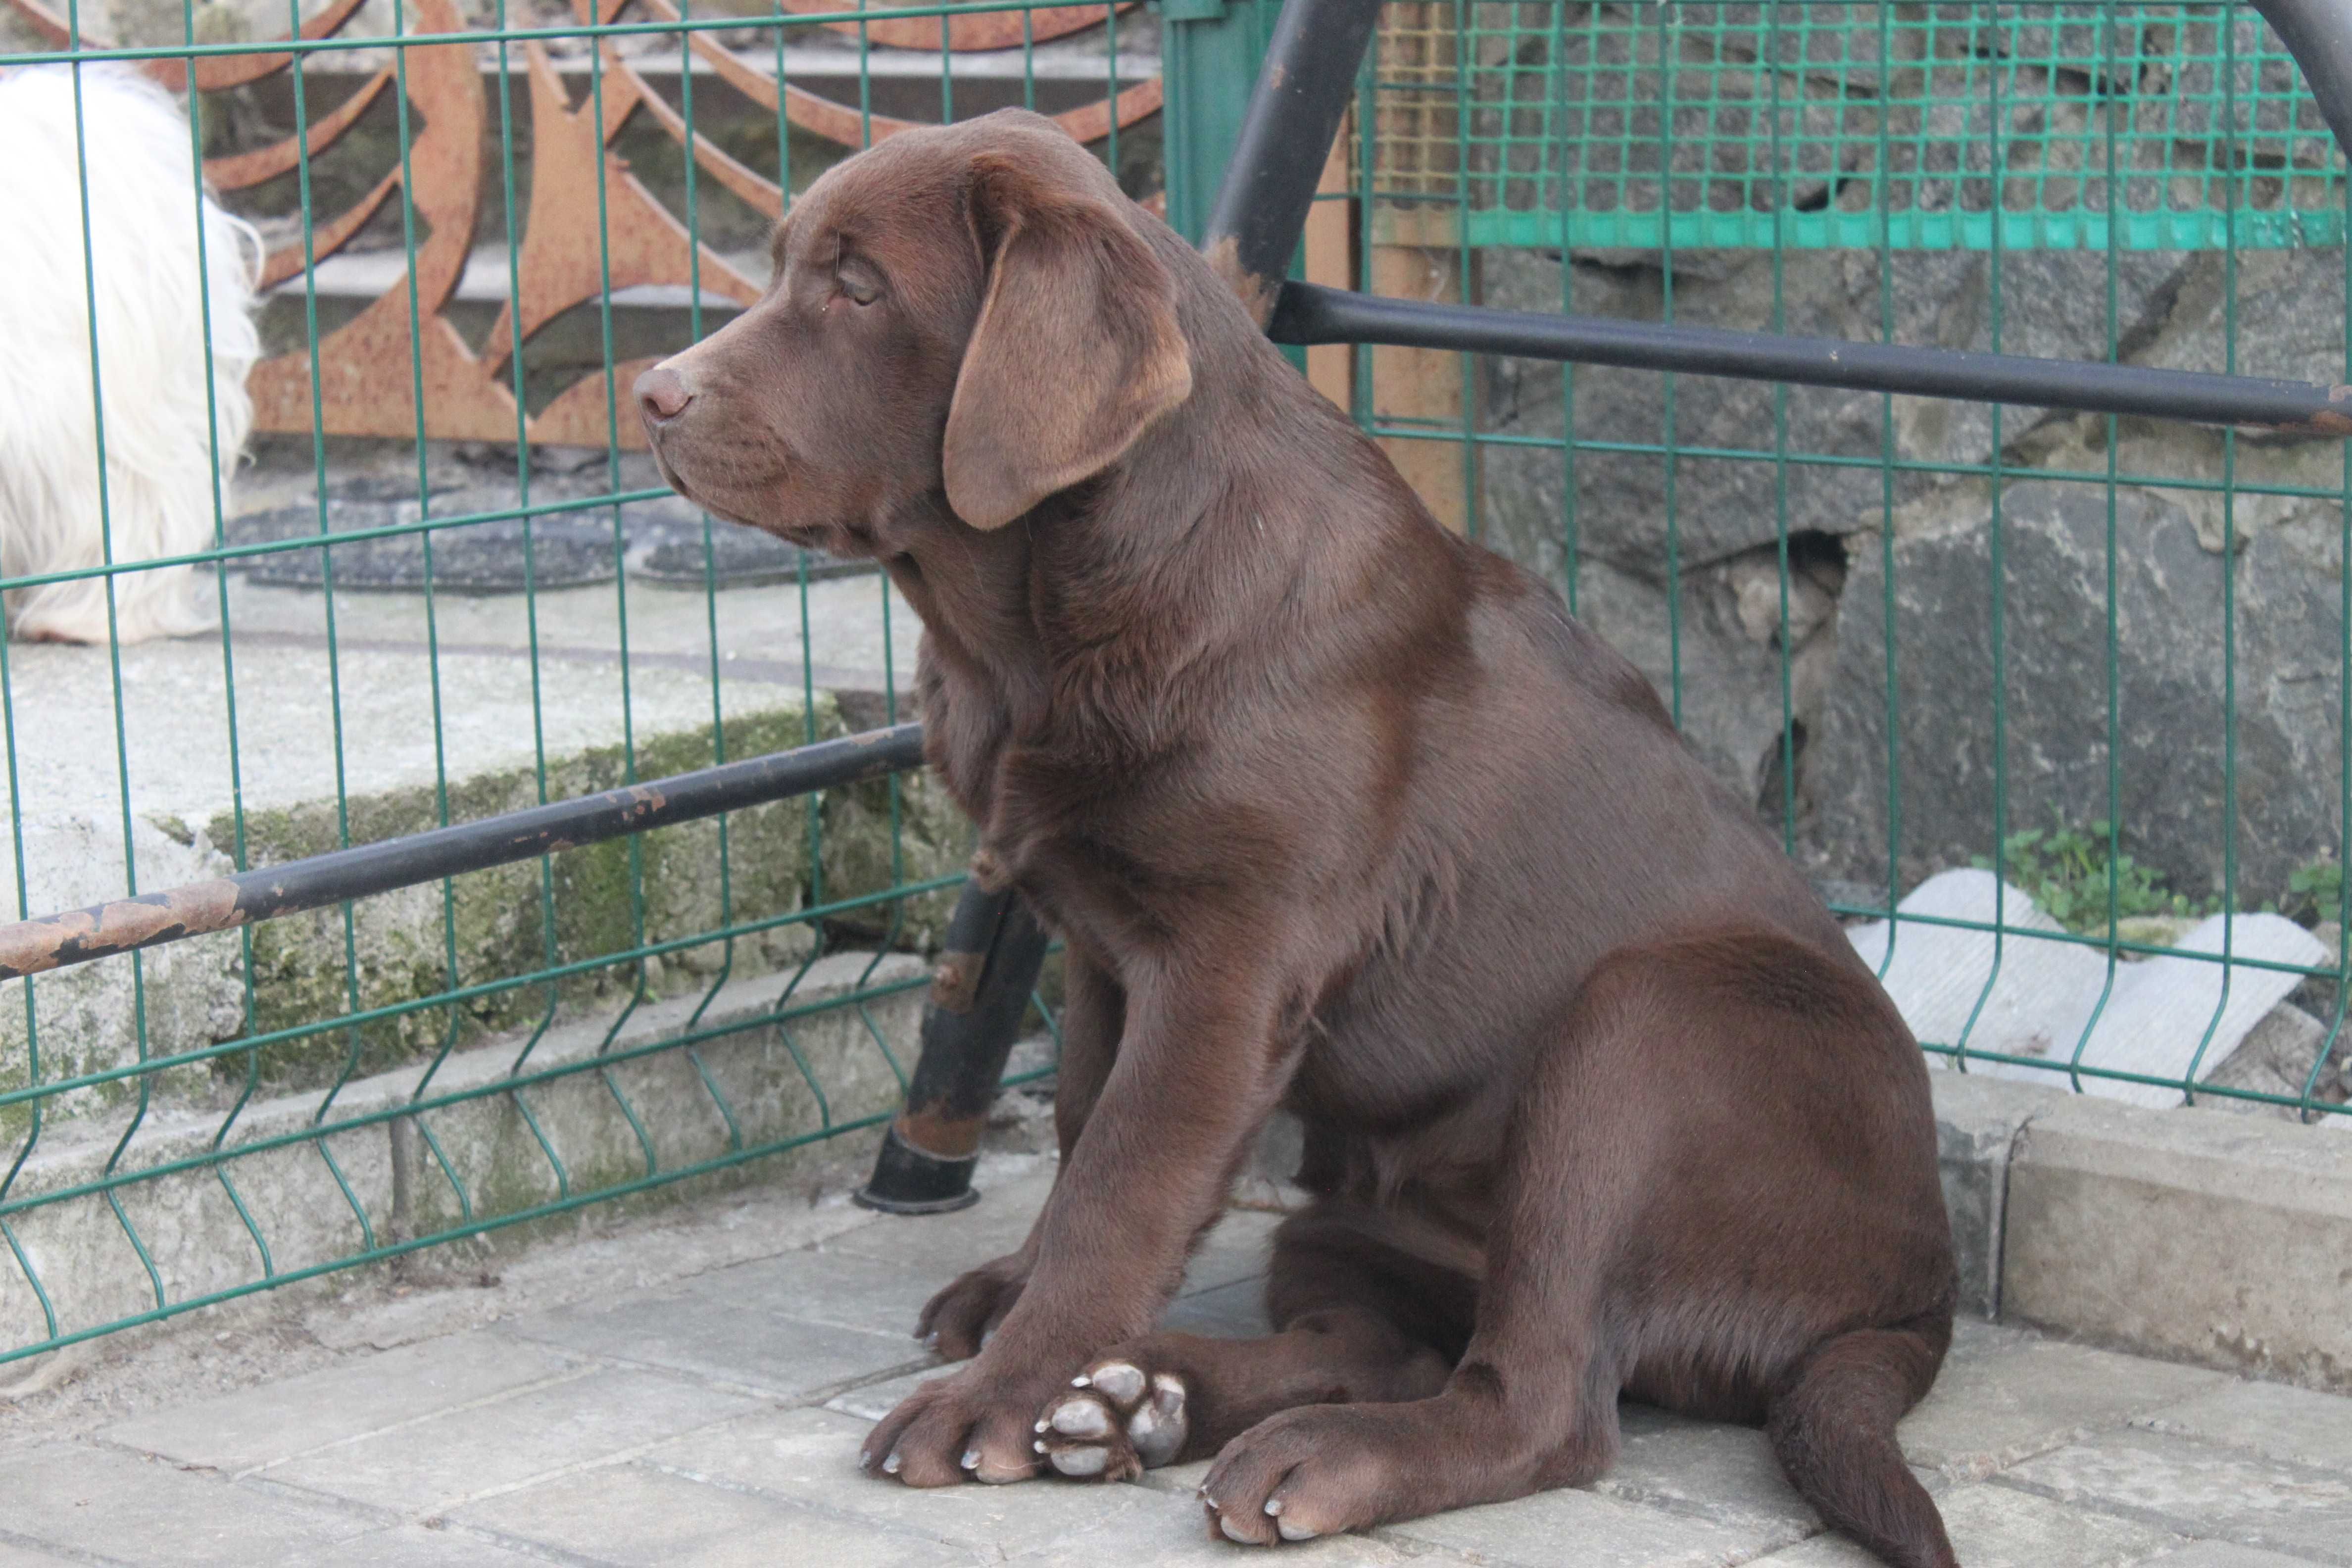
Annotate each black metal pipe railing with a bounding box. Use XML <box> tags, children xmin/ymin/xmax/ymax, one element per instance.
<box><xmin>1268</xmin><ymin>283</ymin><xmax>2352</xmax><ymax>436</ymax></box>
<box><xmin>0</xmin><ymin>723</ymin><xmax>927</xmax><ymax>979</ymax></box>
<box><xmin>1210</xmin><ymin>0</ymin><xmax>2352</xmax><ymax>440</ymax></box>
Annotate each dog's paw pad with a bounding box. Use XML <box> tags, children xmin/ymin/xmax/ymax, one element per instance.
<box><xmin>1035</xmin><ymin>1360</ymin><xmax>1190</xmax><ymax>1481</ymax></box>
<box><xmin>1048</xmin><ymin>1443</ymin><xmax>1111</xmax><ymax>1477</ymax></box>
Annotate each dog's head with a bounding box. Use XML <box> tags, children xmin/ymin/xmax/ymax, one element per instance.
<box><xmin>636</xmin><ymin>110</ymin><xmax>1193</xmax><ymax>557</ymax></box>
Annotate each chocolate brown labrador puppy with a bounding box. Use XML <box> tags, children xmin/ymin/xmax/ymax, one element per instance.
<box><xmin>635</xmin><ymin>108</ymin><xmax>1959</xmax><ymax>1568</ymax></box>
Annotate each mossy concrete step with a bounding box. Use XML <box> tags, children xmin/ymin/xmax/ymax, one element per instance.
<box><xmin>0</xmin><ymin>951</ymin><xmax>925</xmax><ymax>1361</ymax></box>
<box><xmin>0</xmin><ymin>568</ymin><xmax>967</xmax><ymax>1139</ymax></box>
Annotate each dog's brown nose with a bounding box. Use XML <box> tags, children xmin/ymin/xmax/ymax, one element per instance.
<box><xmin>636</xmin><ymin>365</ymin><xmax>692</xmax><ymax>424</ymax></box>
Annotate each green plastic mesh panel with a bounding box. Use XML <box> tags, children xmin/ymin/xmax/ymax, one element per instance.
<box><xmin>1382</xmin><ymin>2</ymin><xmax>2346</xmax><ymax>249</ymax></box>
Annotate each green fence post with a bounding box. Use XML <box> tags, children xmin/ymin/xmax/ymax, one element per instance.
<box><xmin>1160</xmin><ymin>0</ymin><xmax>1278</xmax><ymax>247</ymax></box>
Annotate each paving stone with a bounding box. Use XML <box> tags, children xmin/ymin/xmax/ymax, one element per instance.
<box><xmin>645</xmin><ymin>1404</ymin><xmax>1155</xmax><ymax>1555</ymax></box>
<box><xmin>453</xmin><ymin>1460</ymin><xmax>974</xmax><ymax>1567</ymax></box>
<box><xmin>826</xmin><ymin>1172</ymin><xmax>1055</xmax><ymax>1275</ymax></box>
<box><xmin>100</xmin><ymin>1333</ymin><xmax>578</xmax><ymax>1474</ymax></box>
<box><xmin>1743</xmin><ymin>1482</ymin><xmax>2182</xmax><ymax>1566</ymax></box>
<box><xmin>302</xmin><ymin>1523</ymin><xmax>554</xmax><ymax>1565</ymax></box>
<box><xmin>2001</xmin><ymin>1427</ymin><xmax>2352</xmax><ymax>1565</ymax></box>
<box><xmin>1179</xmin><ymin>1208</ymin><xmax>1282</xmax><ymax>1295</ymax></box>
<box><xmin>2136</xmin><ymin>1379</ymin><xmax>2352</xmax><ymax>1473</ymax></box>
<box><xmin>2141</xmin><ymin>1545</ymin><xmax>2334</xmax><ymax>1567</ymax></box>
<box><xmin>1897</xmin><ymin>1322</ymin><xmax>2230</xmax><ymax>1478</ymax></box>
<box><xmin>1160</xmin><ymin>1277</ymin><xmax>1274</xmax><ymax>1338</ymax></box>
<box><xmin>261</xmin><ymin>1366</ymin><xmax>761</xmax><ymax>1516</ymax></box>
<box><xmin>1600</xmin><ymin>1405</ymin><xmax>1817</xmax><ymax>1542</ymax></box>
<box><xmin>826</xmin><ymin>1366</ymin><xmax>949</xmax><ymax>1422</ymax></box>
<box><xmin>1376</xmin><ymin>1483</ymin><xmax>1781</xmax><ymax>1567</ymax></box>
<box><xmin>0</xmin><ymin>1543</ymin><xmax>91</xmax><ymax>1567</ymax></box>
<box><xmin>682</xmin><ymin>1246</ymin><xmax>962</xmax><ymax>1343</ymax></box>
<box><xmin>0</xmin><ymin>1443</ymin><xmax>374</xmax><ymax>1567</ymax></box>
<box><xmin>1014</xmin><ymin>1485</ymin><xmax>1429</xmax><ymax>1565</ymax></box>
<box><xmin>495</xmin><ymin>1286</ymin><xmax>928</xmax><ymax>1398</ymax></box>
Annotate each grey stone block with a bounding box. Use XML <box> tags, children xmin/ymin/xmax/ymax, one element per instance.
<box><xmin>2136</xmin><ymin>1379</ymin><xmax>2352</xmax><ymax>1474</ymax></box>
<box><xmin>672</xmin><ymin>1246</ymin><xmax>956</xmax><ymax>1343</ymax></box>
<box><xmin>494</xmin><ymin>1288</ymin><xmax>928</xmax><ymax>1401</ymax></box>
<box><xmin>1601</xmin><ymin>1405</ymin><xmax>1816</xmax><ymax>1543</ymax></box>
<box><xmin>826</xmin><ymin>1169</ymin><xmax>1056</xmax><ymax>1275</ymax></box>
<box><xmin>1930</xmin><ymin>1073</ymin><xmax>2065</xmax><ymax>1317</ymax></box>
<box><xmin>1181</xmin><ymin>1207</ymin><xmax>1283</xmax><ymax>1297</ymax></box>
<box><xmin>1375</xmin><ymin>1483</ymin><xmax>1786</xmax><ymax>1568</ymax></box>
<box><xmin>304</xmin><ymin>1524</ymin><xmax>554</xmax><ymax>1566</ymax></box>
<box><xmin>2002</xmin><ymin>1427</ymin><xmax>2352</xmax><ymax>1564</ymax></box>
<box><xmin>101</xmin><ymin>1331</ymin><xmax>577</xmax><ymax>1473</ymax></box>
<box><xmin>1016</xmin><ymin>1487</ymin><xmax>1427</xmax><ymax>1565</ymax></box>
<box><xmin>1160</xmin><ymin>1278</ymin><xmax>1273</xmax><ymax>1340</ymax></box>
<box><xmin>1898</xmin><ymin>1318</ymin><xmax>2227</xmax><ymax>1480</ymax></box>
<box><xmin>2003</xmin><ymin>1093</ymin><xmax>2352</xmax><ymax>1388</ymax></box>
<box><xmin>644</xmin><ymin>1405</ymin><xmax>1154</xmax><ymax>1557</ymax></box>
<box><xmin>826</xmin><ymin>1366</ymin><xmax>947</xmax><ymax>1423</ymax></box>
<box><xmin>0</xmin><ymin>1546</ymin><xmax>81</xmax><ymax>1568</ymax></box>
<box><xmin>0</xmin><ymin>1443</ymin><xmax>373</xmax><ymax>1567</ymax></box>
<box><xmin>261</xmin><ymin>1366</ymin><xmax>760</xmax><ymax>1515</ymax></box>
<box><xmin>1744</xmin><ymin>1481</ymin><xmax>2182</xmax><ymax>1566</ymax></box>
<box><xmin>452</xmin><ymin>1459</ymin><xmax>974</xmax><ymax>1567</ymax></box>
<box><xmin>2143</xmin><ymin>1546</ymin><xmax>2337</xmax><ymax>1568</ymax></box>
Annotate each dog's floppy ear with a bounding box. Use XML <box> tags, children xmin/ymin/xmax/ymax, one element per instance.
<box><xmin>942</xmin><ymin>154</ymin><xmax>1193</xmax><ymax>531</ymax></box>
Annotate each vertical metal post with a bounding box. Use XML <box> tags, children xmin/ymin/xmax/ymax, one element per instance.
<box><xmin>856</xmin><ymin>881</ymin><xmax>1052</xmax><ymax>1214</ymax></box>
<box><xmin>1198</xmin><ymin>0</ymin><xmax>1382</xmax><ymax>321</ymax></box>
<box><xmin>1160</xmin><ymin>0</ymin><xmax>1282</xmax><ymax>245</ymax></box>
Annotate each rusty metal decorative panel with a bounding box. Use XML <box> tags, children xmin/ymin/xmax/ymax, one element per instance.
<box><xmin>5</xmin><ymin>0</ymin><xmax>1162</xmax><ymax>448</ymax></box>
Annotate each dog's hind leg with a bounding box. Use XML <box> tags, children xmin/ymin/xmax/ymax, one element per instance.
<box><xmin>1033</xmin><ymin>1211</ymin><xmax>1464</xmax><ymax>1482</ymax></box>
<box><xmin>1195</xmin><ymin>931</ymin><xmax>1956</xmax><ymax>1560</ymax></box>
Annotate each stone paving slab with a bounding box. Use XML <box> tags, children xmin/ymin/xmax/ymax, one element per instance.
<box><xmin>260</xmin><ymin>1364</ymin><xmax>761</xmax><ymax>1516</ymax></box>
<box><xmin>1377</xmin><ymin>1481</ymin><xmax>1781</xmax><ymax>1567</ymax></box>
<box><xmin>1748</xmin><ymin>1481</ymin><xmax>2187</xmax><ymax>1566</ymax></box>
<box><xmin>644</xmin><ymin>1405</ymin><xmax>1166</xmax><ymax>1558</ymax></box>
<box><xmin>2001</xmin><ymin>1426</ymin><xmax>2352</xmax><ymax>1565</ymax></box>
<box><xmin>305</xmin><ymin>1523</ymin><xmax>553</xmax><ymax>1566</ymax></box>
<box><xmin>493</xmin><ymin>1285</ymin><xmax>930</xmax><ymax>1401</ymax></box>
<box><xmin>0</xmin><ymin>1443</ymin><xmax>376</xmax><ymax>1566</ymax></box>
<box><xmin>20</xmin><ymin>1169</ymin><xmax>2352</xmax><ymax>1568</ymax></box>
<box><xmin>1894</xmin><ymin>1318</ymin><xmax>2231</xmax><ymax>1479</ymax></box>
<box><xmin>100</xmin><ymin>1332</ymin><xmax>581</xmax><ymax>1474</ymax></box>
<box><xmin>2137</xmin><ymin>1378</ymin><xmax>2352</xmax><ymax>1473</ymax></box>
<box><xmin>450</xmin><ymin>1459</ymin><xmax>977</xmax><ymax>1567</ymax></box>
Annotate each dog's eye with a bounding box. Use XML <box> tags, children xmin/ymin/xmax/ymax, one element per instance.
<box><xmin>839</xmin><ymin>272</ymin><xmax>880</xmax><ymax>308</ymax></box>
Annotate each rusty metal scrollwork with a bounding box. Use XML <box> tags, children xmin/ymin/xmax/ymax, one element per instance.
<box><xmin>4</xmin><ymin>0</ymin><xmax>1161</xmax><ymax>447</ymax></box>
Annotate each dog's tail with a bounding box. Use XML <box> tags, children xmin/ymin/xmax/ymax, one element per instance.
<box><xmin>1765</xmin><ymin>1322</ymin><xmax>1958</xmax><ymax>1568</ymax></box>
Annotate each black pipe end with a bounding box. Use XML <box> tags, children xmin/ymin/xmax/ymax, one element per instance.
<box><xmin>854</xmin><ymin>1124</ymin><xmax>982</xmax><ymax>1215</ymax></box>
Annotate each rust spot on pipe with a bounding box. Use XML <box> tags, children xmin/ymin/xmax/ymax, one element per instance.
<box><xmin>2267</xmin><ymin>407</ymin><xmax>2352</xmax><ymax>438</ymax></box>
<box><xmin>931</xmin><ymin>950</ymin><xmax>985</xmax><ymax>1013</ymax></box>
<box><xmin>895</xmin><ymin>1106</ymin><xmax>984</xmax><ymax>1161</ymax></box>
<box><xmin>0</xmin><ymin>879</ymin><xmax>247</xmax><ymax>980</ymax></box>
<box><xmin>1204</xmin><ymin>235</ymin><xmax>1280</xmax><ymax>331</ymax></box>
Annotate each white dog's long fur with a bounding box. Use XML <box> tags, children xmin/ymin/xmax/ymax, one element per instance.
<box><xmin>0</xmin><ymin>64</ymin><xmax>262</xmax><ymax>643</ymax></box>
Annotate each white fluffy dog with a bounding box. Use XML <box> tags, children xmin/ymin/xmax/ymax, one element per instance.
<box><xmin>0</xmin><ymin>63</ymin><xmax>262</xmax><ymax>643</ymax></box>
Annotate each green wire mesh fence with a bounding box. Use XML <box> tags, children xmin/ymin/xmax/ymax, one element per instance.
<box><xmin>1426</xmin><ymin>2</ymin><xmax>2347</xmax><ymax>250</ymax></box>
<box><xmin>0</xmin><ymin>0</ymin><xmax>1156</xmax><ymax>1364</ymax></box>
<box><xmin>1338</xmin><ymin>0</ymin><xmax>2352</xmax><ymax>1121</ymax></box>
<box><xmin>3</xmin><ymin>0</ymin><xmax>2350</xmax><ymax>1369</ymax></box>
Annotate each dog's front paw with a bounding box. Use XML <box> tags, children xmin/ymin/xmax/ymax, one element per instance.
<box><xmin>1034</xmin><ymin>1357</ymin><xmax>1190</xmax><ymax>1481</ymax></box>
<box><xmin>861</xmin><ymin>1361</ymin><xmax>1065</xmax><ymax>1488</ymax></box>
<box><xmin>1200</xmin><ymin>1407</ymin><xmax>1407</xmax><ymax>1546</ymax></box>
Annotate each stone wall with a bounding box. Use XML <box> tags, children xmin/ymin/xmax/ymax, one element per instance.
<box><xmin>1478</xmin><ymin>239</ymin><xmax>2349</xmax><ymax>908</ymax></box>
